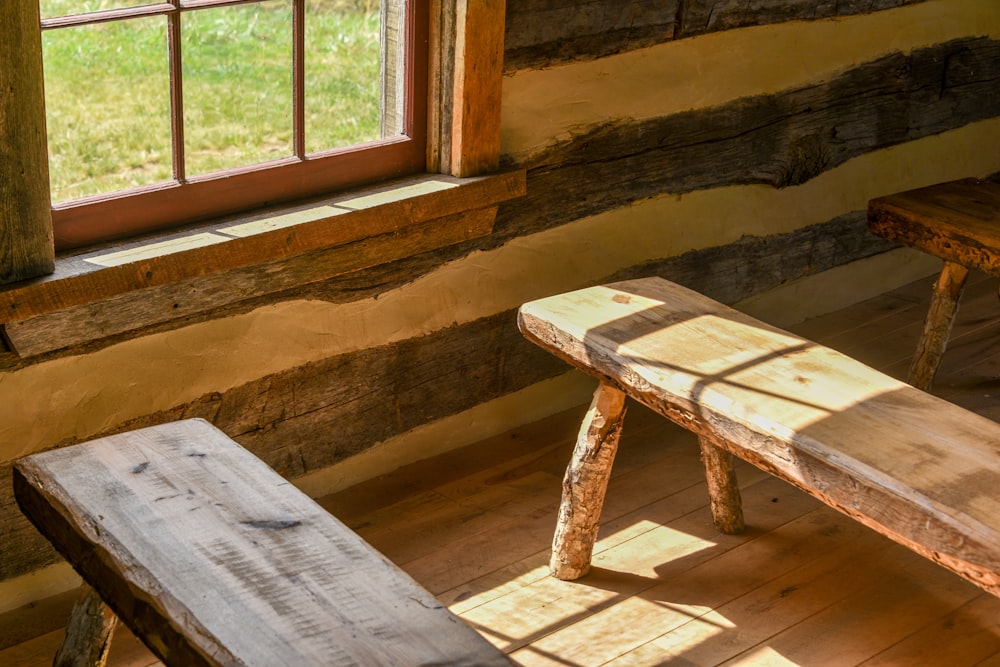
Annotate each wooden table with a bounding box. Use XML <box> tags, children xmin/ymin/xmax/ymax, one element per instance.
<box><xmin>868</xmin><ymin>177</ymin><xmax>1000</xmax><ymax>390</ymax></box>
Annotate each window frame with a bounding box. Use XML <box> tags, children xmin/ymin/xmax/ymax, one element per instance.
<box><xmin>0</xmin><ymin>0</ymin><xmax>516</xmax><ymax>358</ymax></box>
<box><xmin>43</xmin><ymin>0</ymin><xmax>429</xmax><ymax>250</ymax></box>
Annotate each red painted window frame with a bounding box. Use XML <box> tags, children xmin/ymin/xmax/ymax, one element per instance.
<box><xmin>43</xmin><ymin>0</ymin><xmax>429</xmax><ymax>251</ymax></box>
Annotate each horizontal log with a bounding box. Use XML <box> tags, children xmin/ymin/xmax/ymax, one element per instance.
<box><xmin>497</xmin><ymin>37</ymin><xmax>1000</xmax><ymax>239</ymax></box>
<box><xmin>0</xmin><ymin>171</ymin><xmax>525</xmax><ymax>325</ymax></box>
<box><xmin>504</xmin><ymin>0</ymin><xmax>677</xmax><ymax>70</ymax></box>
<box><xmin>0</xmin><ymin>209</ymin><xmax>890</xmax><ymax>581</ymax></box>
<box><xmin>2</xmin><ymin>207</ymin><xmax>498</xmax><ymax>357</ymax></box>
<box><xmin>504</xmin><ymin>0</ymin><xmax>927</xmax><ymax>70</ymax></box>
<box><xmin>676</xmin><ymin>0</ymin><xmax>925</xmax><ymax>39</ymax></box>
<box><xmin>612</xmin><ymin>211</ymin><xmax>897</xmax><ymax>304</ymax></box>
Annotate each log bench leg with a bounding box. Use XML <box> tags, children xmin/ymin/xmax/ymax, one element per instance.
<box><xmin>909</xmin><ymin>260</ymin><xmax>969</xmax><ymax>391</ymax></box>
<box><xmin>698</xmin><ymin>437</ymin><xmax>744</xmax><ymax>534</ymax></box>
<box><xmin>550</xmin><ymin>382</ymin><xmax>627</xmax><ymax>580</ymax></box>
<box><xmin>54</xmin><ymin>584</ymin><xmax>118</xmax><ymax>667</ymax></box>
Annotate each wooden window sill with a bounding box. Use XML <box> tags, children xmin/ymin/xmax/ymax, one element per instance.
<box><xmin>0</xmin><ymin>170</ymin><xmax>526</xmax><ymax>358</ymax></box>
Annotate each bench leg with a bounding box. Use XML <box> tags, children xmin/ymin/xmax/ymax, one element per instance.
<box><xmin>909</xmin><ymin>260</ymin><xmax>969</xmax><ymax>391</ymax></box>
<box><xmin>698</xmin><ymin>437</ymin><xmax>745</xmax><ymax>534</ymax></box>
<box><xmin>54</xmin><ymin>584</ymin><xmax>118</xmax><ymax>667</ymax></box>
<box><xmin>550</xmin><ymin>382</ymin><xmax>627</xmax><ymax>581</ymax></box>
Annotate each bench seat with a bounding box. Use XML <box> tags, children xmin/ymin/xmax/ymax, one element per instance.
<box><xmin>518</xmin><ymin>277</ymin><xmax>1000</xmax><ymax>594</ymax></box>
<box><xmin>14</xmin><ymin>419</ymin><xmax>511</xmax><ymax>667</ymax></box>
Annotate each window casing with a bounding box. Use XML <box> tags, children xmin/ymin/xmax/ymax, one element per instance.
<box><xmin>0</xmin><ymin>0</ymin><xmax>516</xmax><ymax>352</ymax></box>
<box><xmin>41</xmin><ymin>0</ymin><xmax>428</xmax><ymax>250</ymax></box>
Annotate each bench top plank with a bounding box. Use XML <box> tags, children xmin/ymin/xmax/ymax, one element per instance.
<box><xmin>518</xmin><ymin>278</ymin><xmax>1000</xmax><ymax>595</ymax></box>
<box><xmin>14</xmin><ymin>419</ymin><xmax>511</xmax><ymax>667</ymax></box>
<box><xmin>868</xmin><ymin>177</ymin><xmax>1000</xmax><ymax>273</ymax></box>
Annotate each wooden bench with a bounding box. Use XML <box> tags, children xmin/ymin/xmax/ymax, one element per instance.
<box><xmin>868</xmin><ymin>177</ymin><xmax>1000</xmax><ymax>390</ymax></box>
<box><xmin>13</xmin><ymin>419</ymin><xmax>511</xmax><ymax>667</ymax></box>
<box><xmin>518</xmin><ymin>277</ymin><xmax>1000</xmax><ymax>595</ymax></box>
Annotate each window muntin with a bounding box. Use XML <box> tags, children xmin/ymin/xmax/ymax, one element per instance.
<box><xmin>40</xmin><ymin>0</ymin><xmax>426</xmax><ymax>250</ymax></box>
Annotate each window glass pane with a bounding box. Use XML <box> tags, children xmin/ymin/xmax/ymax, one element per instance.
<box><xmin>183</xmin><ymin>1</ymin><xmax>294</xmax><ymax>176</ymax></box>
<box><xmin>40</xmin><ymin>0</ymin><xmax>157</xmax><ymax>20</ymax></box>
<box><xmin>305</xmin><ymin>0</ymin><xmax>384</xmax><ymax>154</ymax></box>
<box><xmin>43</xmin><ymin>16</ymin><xmax>173</xmax><ymax>202</ymax></box>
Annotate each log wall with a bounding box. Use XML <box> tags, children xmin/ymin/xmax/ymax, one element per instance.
<box><xmin>2</xmin><ymin>0</ymin><xmax>1000</xmax><ymax>608</ymax></box>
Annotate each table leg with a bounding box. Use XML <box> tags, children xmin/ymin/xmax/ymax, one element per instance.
<box><xmin>908</xmin><ymin>260</ymin><xmax>969</xmax><ymax>391</ymax></box>
<box><xmin>550</xmin><ymin>382</ymin><xmax>627</xmax><ymax>580</ymax></box>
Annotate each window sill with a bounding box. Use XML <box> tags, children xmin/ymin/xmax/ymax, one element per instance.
<box><xmin>0</xmin><ymin>170</ymin><xmax>526</xmax><ymax>358</ymax></box>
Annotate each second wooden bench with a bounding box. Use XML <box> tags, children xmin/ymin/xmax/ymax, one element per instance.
<box><xmin>14</xmin><ymin>419</ymin><xmax>511</xmax><ymax>666</ymax></box>
<box><xmin>518</xmin><ymin>277</ymin><xmax>1000</xmax><ymax>595</ymax></box>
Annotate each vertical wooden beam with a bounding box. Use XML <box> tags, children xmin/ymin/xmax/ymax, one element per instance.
<box><xmin>908</xmin><ymin>260</ymin><xmax>969</xmax><ymax>391</ymax></box>
<box><xmin>550</xmin><ymin>382</ymin><xmax>627</xmax><ymax>580</ymax></box>
<box><xmin>449</xmin><ymin>0</ymin><xmax>505</xmax><ymax>177</ymax></box>
<box><xmin>0</xmin><ymin>0</ymin><xmax>54</xmax><ymax>285</ymax></box>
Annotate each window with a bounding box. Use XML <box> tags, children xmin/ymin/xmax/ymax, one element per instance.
<box><xmin>0</xmin><ymin>0</ymin><xmax>512</xmax><ymax>323</ymax></box>
<box><xmin>39</xmin><ymin>0</ymin><xmax>428</xmax><ymax>249</ymax></box>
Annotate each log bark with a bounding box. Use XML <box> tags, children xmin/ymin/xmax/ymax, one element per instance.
<box><xmin>698</xmin><ymin>436</ymin><xmax>744</xmax><ymax>535</ymax></box>
<box><xmin>503</xmin><ymin>0</ymin><xmax>928</xmax><ymax>71</ymax></box>
<box><xmin>550</xmin><ymin>382</ymin><xmax>627</xmax><ymax>580</ymax></box>
<box><xmin>908</xmin><ymin>261</ymin><xmax>969</xmax><ymax>391</ymax></box>
<box><xmin>499</xmin><ymin>37</ymin><xmax>1000</xmax><ymax>240</ymax></box>
<box><xmin>54</xmin><ymin>585</ymin><xmax>118</xmax><ymax>667</ymax></box>
<box><xmin>0</xmin><ymin>0</ymin><xmax>54</xmax><ymax>285</ymax></box>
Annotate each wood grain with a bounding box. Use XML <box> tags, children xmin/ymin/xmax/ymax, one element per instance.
<box><xmin>503</xmin><ymin>0</ymin><xmax>927</xmax><ymax>70</ymax></box>
<box><xmin>498</xmin><ymin>37</ymin><xmax>1000</xmax><ymax>238</ymax></box>
<box><xmin>53</xmin><ymin>586</ymin><xmax>116</xmax><ymax>667</ymax></box>
<box><xmin>504</xmin><ymin>0</ymin><xmax>677</xmax><ymax>70</ymax></box>
<box><xmin>450</xmin><ymin>0</ymin><xmax>506</xmax><ymax>176</ymax></box>
<box><xmin>698</xmin><ymin>435</ymin><xmax>744</xmax><ymax>535</ymax></box>
<box><xmin>868</xmin><ymin>178</ymin><xmax>1000</xmax><ymax>389</ymax></box>
<box><xmin>550</xmin><ymin>383</ymin><xmax>627</xmax><ymax>580</ymax></box>
<box><xmin>909</xmin><ymin>260</ymin><xmax>970</xmax><ymax>390</ymax></box>
<box><xmin>519</xmin><ymin>277</ymin><xmax>1000</xmax><ymax>596</ymax></box>
<box><xmin>676</xmin><ymin>0</ymin><xmax>925</xmax><ymax>38</ymax></box>
<box><xmin>2</xmin><ymin>206</ymin><xmax>498</xmax><ymax>357</ymax></box>
<box><xmin>0</xmin><ymin>171</ymin><xmax>525</xmax><ymax>326</ymax></box>
<box><xmin>13</xmin><ymin>419</ymin><xmax>512</xmax><ymax>667</ymax></box>
<box><xmin>0</xmin><ymin>0</ymin><xmax>54</xmax><ymax>285</ymax></box>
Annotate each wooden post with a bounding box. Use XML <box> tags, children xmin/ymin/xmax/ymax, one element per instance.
<box><xmin>0</xmin><ymin>0</ymin><xmax>55</xmax><ymax>285</ymax></box>
<box><xmin>54</xmin><ymin>585</ymin><xmax>118</xmax><ymax>667</ymax></box>
<box><xmin>698</xmin><ymin>436</ymin><xmax>745</xmax><ymax>534</ymax></box>
<box><xmin>550</xmin><ymin>382</ymin><xmax>627</xmax><ymax>580</ymax></box>
<box><xmin>448</xmin><ymin>0</ymin><xmax>505</xmax><ymax>177</ymax></box>
<box><xmin>908</xmin><ymin>261</ymin><xmax>969</xmax><ymax>391</ymax></box>
<box><xmin>379</xmin><ymin>0</ymin><xmax>405</xmax><ymax>137</ymax></box>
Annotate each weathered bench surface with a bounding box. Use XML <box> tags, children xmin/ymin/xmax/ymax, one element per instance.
<box><xmin>14</xmin><ymin>419</ymin><xmax>511</xmax><ymax>667</ymax></box>
<box><xmin>868</xmin><ymin>177</ymin><xmax>1000</xmax><ymax>273</ymax></box>
<box><xmin>519</xmin><ymin>277</ymin><xmax>1000</xmax><ymax>595</ymax></box>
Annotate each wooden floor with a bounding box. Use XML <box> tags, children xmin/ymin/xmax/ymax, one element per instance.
<box><xmin>6</xmin><ymin>269</ymin><xmax>1000</xmax><ymax>666</ymax></box>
